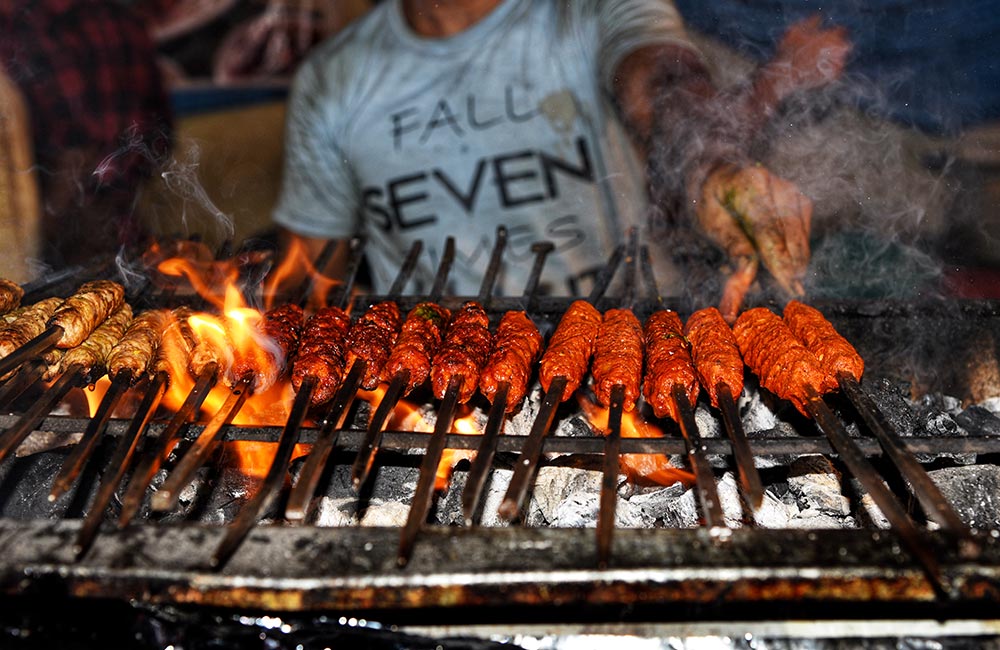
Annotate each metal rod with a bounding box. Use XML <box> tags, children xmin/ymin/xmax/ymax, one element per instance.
<box><xmin>838</xmin><ymin>374</ymin><xmax>977</xmax><ymax>553</ymax></box>
<box><xmin>327</xmin><ymin>236</ymin><xmax>366</xmax><ymax>310</ymax></box>
<box><xmin>621</xmin><ymin>229</ymin><xmax>638</xmax><ymax>308</ymax></box>
<box><xmin>398</xmin><ymin>375</ymin><xmax>463</xmax><ymax>567</ymax></box>
<box><xmin>150</xmin><ymin>375</ymin><xmax>252</xmax><ymax>512</ymax></box>
<box><xmin>498</xmin><ymin>375</ymin><xmax>567</xmax><ymax>521</ymax></box>
<box><xmin>0</xmin><ymin>365</ymin><xmax>83</xmax><ymax>464</ymax></box>
<box><xmin>597</xmin><ymin>384</ymin><xmax>625</xmax><ymax>568</ymax></box>
<box><xmin>285</xmin><ymin>360</ymin><xmax>365</xmax><ymax>521</ymax></box>
<box><xmin>211</xmin><ymin>377</ymin><xmax>317</xmax><ymax>568</ymax></box>
<box><xmin>672</xmin><ymin>384</ymin><xmax>725</xmax><ymax>528</ymax></box>
<box><xmin>294</xmin><ymin>239</ymin><xmax>338</xmax><ymax>308</ymax></box>
<box><xmin>461</xmin><ymin>381</ymin><xmax>509</xmax><ymax>525</ymax></box>
<box><xmin>351</xmin><ymin>369</ymin><xmax>409</xmax><ymax>490</ymax></box>
<box><xmin>428</xmin><ymin>237</ymin><xmax>456</xmax><ymax>302</ymax></box>
<box><xmin>49</xmin><ymin>369</ymin><xmax>134</xmax><ymax>501</ymax></box>
<box><xmin>0</xmin><ymin>360</ymin><xmax>45</xmax><ymax>409</ymax></box>
<box><xmin>717</xmin><ymin>383</ymin><xmax>765</xmax><ymax>510</ymax></box>
<box><xmin>523</xmin><ymin>242</ymin><xmax>554</xmax><ymax>312</ymax></box>
<box><xmin>118</xmin><ymin>364</ymin><xmax>218</xmax><ymax>526</ymax></box>
<box><xmin>587</xmin><ymin>244</ymin><xmax>625</xmax><ymax>304</ymax></box>
<box><xmin>804</xmin><ymin>387</ymin><xmax>947</xmax><ymax>595</ymax></box>
<box><xmin>386</xmin><ymin>241</ymin><xmax>423</xmax><ymax>299</ymax></box>
<box><xmin>639</xmin><ymin>246</ymin><xmax>663</xmax><ymax>307</ymax></box>
<box><xmin>74</xmin><ymin>372</ymin><xmax>167</xmax><ymax>558</ymax></box>
<box><xmin>0</xmin><ymin>325</ymin><xmax>63</xmax><ymax>379</ymax></box>
<box><xmin>477</xmin><ymin>227</ymin><xmax>507</xmax><ymax>305</ymax></box>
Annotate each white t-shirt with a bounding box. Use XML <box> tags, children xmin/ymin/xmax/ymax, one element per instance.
<box><xmin>274</xmin><ymin>0</ymin><xmax>696</xmax><ymax>296</ymax></box>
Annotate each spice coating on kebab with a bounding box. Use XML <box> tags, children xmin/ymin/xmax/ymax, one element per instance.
<box><xmin>346</xmin><ymin>301</ymin><xmax>402</xmax><ymax>390</ymax></box>
<box><xmin>592</xmin><ymin>308</ymin><xmax>644</xmax><ymax>411</ymax></box>
<box><xmin>0</xmin><ymin>279</ymin><xmax>24</xmax><ymax>316</ymax></box>
<box><xmin>60</xmin><ymin>303</ymin><xmax>133</xmax><ymax>376</ymax></box>
<box><xmin>733</xmin><ymin>307</ymin><xmax>836</xmax><ymax>416</ymax></box>
<box><xmin>642</xmin><ymin>310</ymin><xmax>699</xmax><ymax>421</ymax></box>
<box><xmin>154</xmin><ymin>307</ymin><xmax>197</xmax><ymax>380</ymax></box>
<box><xmin>684</xmin><ymin>307</ymin><xmax>744</xmax><ymax>408</ymax></box>
<box><xmin>292</xmin><ymin>306</ymin><xmax>351</xmax><ymax>405</ymax></box>
<box><xmin>783</xmin><ymin>300</ymin><xmax>864</xmax><ymax>382</ymax></box>
<box><xmin>49</xmin><ymin>280</ymin><xmax>126</xmax><ymax>348</ymax></box>
<box><xmin>0</xmin><ymin>297</ymin><xmax>63</xmax><ymax>361</ymax></box>
<box><xmin>107</xmin><ymin>309</ymin><xmax>171</xmax><ymax>380</ymax></box>
<box><xmin>538</xmin><ymin>300</ymin><xmax>601</xmax><ymax>402</ymax></box>
<box><xmin>381</xmin><ymin>302</ymin><xmax>451</xmax><ymax>395</ymax></box>
<box><xmin>232</xmin><ymin>304</ymin><xmax>304</xmax><ymax>392</ymax></box>
<box><xmin>431</xmin><ymin>301</ymin><xmax>492</xmax><ymax>403</ymax></box>
<box><xmin>479</xmin><ymin>311</ymin><xmax>543</xmax><ymax>412</ymax></box>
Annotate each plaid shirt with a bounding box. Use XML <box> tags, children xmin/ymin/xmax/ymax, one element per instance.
<box><xmin>0</xmin><ymin>0</ymin><xmax>171</xmax><ymax>192</ymax></box>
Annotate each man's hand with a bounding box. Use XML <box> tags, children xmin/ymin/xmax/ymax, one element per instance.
<box><xmin>695</xmin><ymin>164</ymin><xmax>812</xmax><ymax>322</ymax></box>
<box><xmin>765</xmin><ymin>15</ymin><xmax>851</xmax><ymax>98</ymax></box>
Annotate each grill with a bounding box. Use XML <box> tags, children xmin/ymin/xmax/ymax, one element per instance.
<box><xmin>1</xmin><ymin>230</ymin><xmax>1000</xmax><ymax>639</ymax></box>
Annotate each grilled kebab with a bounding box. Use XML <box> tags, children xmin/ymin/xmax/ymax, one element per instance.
<box><xmin>346</xmin><ymin>301</ymin><xmax>402</xmax><ymax>390</ymax></box>
<box><xmin>684</xmin><ymin>306</ymin><xmax>744</xmax><ymax>407</ymax></box>
<box><xmin>431</xmin><ymin>301</ymin><xmax>492</xmax><ymax>403</ymax></box>
<box><xmin>0</xmin><ymin>279</ymin><xmax>24</xmax><ymax>315</ymax></box>
<box><xmin>478</xmin><ymin>310</ymin><xmax>542</xmax><ymax>412</ymax></box>
<box><xmin>642</xmin><ymin>310</ymin><xmax>699</xmax><ymax>422</ymax></box>
<box><xmin>50</xmin><ymin>280</ymin><xmax>125</xmax><ymax>348</ymax></box>
<box><xmin>538</xmin><ymin>300</ymin><xmax>601</xmax><ymax>402</ymax></box>
<box><xmin>783</xmin><ymin>300</ymin><xmax>863</xmax><ymax>382</ymax></box>
<box><xmin>106</xmin><ymin>308</ymin><xmax>171</xmax><ymax>381</ymax></box>
<box><xmin>232</xmin><ymin>304</ymin><xmax>304</xmax><ymax>393</ymax></box>
<box><xmin>592</xmin><ymin>308</ymin><xmax>644</xmax><ymax>412</ymax></box>
<box><xmin>291</xmin><ymin>306</ymin><xmax>351</xmax><ymax>405</ymax></box>
<box><xmin>59</xmin><ymin>303</ymin><xmax>133</xmax><ymax>377</ymax></box>
<box><xmin>381</xmin><ymin>302</ymin><xmax>451</xmax><ymax>395</ymax></box>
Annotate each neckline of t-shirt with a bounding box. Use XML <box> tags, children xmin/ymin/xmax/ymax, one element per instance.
<box><xmin>388</xmin><ymin>0</ymin><xmax>522</xmax><ymax>54</ymax></box>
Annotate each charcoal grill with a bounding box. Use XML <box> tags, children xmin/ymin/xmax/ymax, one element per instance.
<box><xmin>1</xmin><ymin>231</ymin><xmax>999</xmax><ymax>636</ymax></box>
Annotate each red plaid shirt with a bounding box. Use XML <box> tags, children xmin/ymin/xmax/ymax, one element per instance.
<box><xmin>0</xmin><ymin>0</ymin><xmax>171</xmax><ymax>192</ymax></box>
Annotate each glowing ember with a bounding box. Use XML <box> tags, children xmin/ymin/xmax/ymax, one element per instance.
<box><xmin>578</xmin><ymin>397</ymin><xmax>695</xmax><ymax>487</ymax></box>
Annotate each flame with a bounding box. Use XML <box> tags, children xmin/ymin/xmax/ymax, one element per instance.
<box><xmin>578</xmin><ymin>397</ymin><xmax>695</xmax><ymax>487</ymax></box>
<box><xmin>435</xmin><ymin>412</ymin><xmax>479</xmax><ymax>491</ymax></box>
<box><xmin>83</xmin><ymin>376</ymin><xmax>112</xmax><ymax>418</ymax></box>
<box><xmin>262</xmin><ymin>236</ymin><xmax>340</xmax><ymax>311</ymax></box>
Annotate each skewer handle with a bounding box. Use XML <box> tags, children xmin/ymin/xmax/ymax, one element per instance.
<box><xmin>0</xmin><ymin>325</ymin><xmax>63</xmax><ymax>379</ymax></box>
<box><xmin>597</xmin><ymin>384</ymin><xmax>625</xmax><ymax>568</ymax></box>
<box><xmin>0</xmin><ymin>364</ymin><xmax>82</xmax><ymax>465</ymax></box>
<box><xmin>716</xmin><ymin>383</ymin><xmax>765</xmax><ymax>510</ymax></box>
<box><xmin>351</xmin><ymin>369</ymin><xmax>409</xmax><ymax>490</ymax></box>
<box><xmin>672</xmin><ymin>384</ymin><xmax>725</xmax><ymax>529</ymax></box>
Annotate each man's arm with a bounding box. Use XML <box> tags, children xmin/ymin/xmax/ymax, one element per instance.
<box><xmin>611</xmin><ymin>16</ymin><xmax>849</xmax><ymax>320</ymax></box>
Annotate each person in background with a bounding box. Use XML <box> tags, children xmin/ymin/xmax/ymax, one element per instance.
<box><xmin>272</xmin><ymin>0</ymin><xmax>849</xmax><ymax>318</ymax></box>
<box><xmin>0</xmin><ymin>0</ymin><xmax>172</xmax><ymax>271</ymax></box>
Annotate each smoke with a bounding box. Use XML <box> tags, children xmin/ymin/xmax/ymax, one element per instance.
<box><xmin>648</xmin><ymin>32</ymin><xmax>963</xmax><ymax>306</ymax></box>
<box><xmin>155</xmin><ymin>138</ymin><xmax>237</xmax><ymax>246</ymax></box>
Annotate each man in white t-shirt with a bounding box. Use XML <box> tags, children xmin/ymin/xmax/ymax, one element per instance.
<box><xmin>273</xmin><ymin>0</ymin><xmax>848</xmax><ymax>317</ymax></box>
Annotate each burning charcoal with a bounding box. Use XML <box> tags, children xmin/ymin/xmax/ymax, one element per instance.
<box><xmin>716</xmin><ymin>472</ymin><xmax>746</xmax><ymax>527</ymax></box>
<box><xmin>359</xmin><ymin>501</ymin><xmax>410</xmax><ymax>527</ymax></box>
<box><xmin>787</xmin><ymin>455</ymin><xmax>851</xmax><ymax>517</ymax></box>
<box><xmin>928</xmin><ymin>465</ymin><xmax>1000</xmax><ymax>531</ymax></box>
<box><xmin>13</xmin><ymin>431</ymin><xmax>81</xmax><ymax>457</ymax></box>
<box><xmin>739</xmin><ymin>384</ymin><xmax>778</xmax><ymax>433</ymax></box>
<box><xmin>624</xmin><ymin>483</ymin><xmax>687</xmax><ymax>524</ymax></box>
<box><xmin>752</xmin><ymin>489</ymin><xmax>796</xmax><ymax>528</ymax></box>
<box><xmin>851</xmin><ymin>478</ymin><xmax>892</xmax><ymax>530</ymax></box>
<box><xmin>658</xmin><ymin>488</ymin><xmax>700</xmax><ymax>528</ymax></box>
<box><xmin>865</xmin><ymin>377</ymin><xmax>918</xmax><ymax>437</ymax></box>
<box><xmin>525</xmin><ymin>466</ymin><xmax>601</xmax><ymax>527</ymax></box>
<box><xmin>311</xmin><ymin>497</ymin><xmax>355</xmax><ymax>527</ymax></box>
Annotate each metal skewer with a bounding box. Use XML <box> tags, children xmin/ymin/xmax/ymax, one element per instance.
<box><xmin>211</xmin><ymin>376</ymin><xmax>318</xmax><ymax>568</ymax></box>
<box><xmin>597</xmin><ymin>384</ymin><xmax>625</xmax><ymax>567</ymax></box>
<box><xmin>461</xmin><ymin>381</ymin><xmax>508</xmax><ymax>525</ymax></box>
<box><xmin>716</xmin><ymin>383</ymin><xmax>765</xmax><ymax>510</ymax></box>
<box><xmin>74</xmin><ymin>372</ymin><xmax>168</xmax><ymax>558</ymax></box>
<box><xmin>673</xmin><ymin>384</ymin><xmax>725</xmax><ymax>528</ymax></box>
<box><xmin>351</xmin><ymin>237</ymin><xmax>456</xmax><ymax>489</ymax></box>
<box><xmin>118</xmin><ymin>362</ymin><xmax>217</xmax><ymax>526</ymax></box>
<box><xmin>398</xmin><ymin>374</ymin><xmax>463</xmax><ymax>567</ymax></box>
<box><xmin>803</xmin><ymin>386</ymin><xmax>947</xmax><ymax>595</ymax></box>
<box><xmin>837</xmin><ymin>373</ymin><xmax>977</xmax><ymax>554</ymax></box>
<box><xmin>0</xmin><ymin>325</ymin><xmax>63</xmax><ymax>379</ymax></box>
<box><xmin>0</xmin><ymin>360</ymin><xmax>46</xmax><ymax>409</ymax></box>
<box><xmin>498</xmin><ymin>243</ymin><xmax>626</xmax><ymax>521</ymax></box>
<box><xmin>49</xmin><ymin>368</ymin><xmax>134</xmax><ymax>501</ymax></box>
<box><xmin>284</xmin><ymin>360</ymin><xmax>365</xmax><ymax>521</ymax></box>
<box><xmin>0</xmin><ymin>364</ymin><xmax>84</xmax><ymax>464</ymax></box>
<box><xmin>151</xmin><ymin>374</ymin><xmax>253</xmax><ymax>512</ymax></box>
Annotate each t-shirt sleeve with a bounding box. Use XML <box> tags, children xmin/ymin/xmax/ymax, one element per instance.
<box><xmin>592</xmin><ymin>0</ymin><xmax>703</xmax><ymax>92</ymax></box>
<box><xmin>272</xmin><ymin>60</ymin><xmax>360</xmax><ymax>240</ymax></box>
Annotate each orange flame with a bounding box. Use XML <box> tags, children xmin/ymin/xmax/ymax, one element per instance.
<box><xmin>262</xmin><ymin>236</ymin><xmax>340</xmax><ymax>311</ymax></box>
<box><xmin>83</xmin><ymin>376</ymin><xmax>112</xmax><ymax>418</ymax></box>
<box><xmin>435</xmin><ymin>412</ymin><xmax>479</xmax><ymax>491</ymax></box>
<box><xmin>578</xmin><ymin>397</ymin><xmax>695</xmax><ymax>487</ymax></box>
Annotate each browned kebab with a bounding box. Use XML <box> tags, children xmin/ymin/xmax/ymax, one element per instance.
<box><xmin>782</xmin><ymin>300</ymin><xmax>975</xmax><ymax>550</ymax></box>
<box><xmin>733</xmin><ymin>306</ymin><xmax>948</xmax><ymax>590</ymax></box>
<box><xmin>291</xmin><ymin>305</ymin><xmax>351</xmax><ymax>406</ymax></box>
<box><xmin>49</xmin><ymin>308</ymin><xmax>173</xmax><ymax>501</ymax></box>
<box><xmin>399</xmin><ymin>300</ymin><xmax>493</xmax><ymax>566</ymax></box>
<box><xmin>0</xmin><ymin>301</ymin><xmax>132</xmax><ymax>464</ymax></box>
<box><xmin>0</xmin><ymin>279</ymin><xmax>24</xmax><ymax>315</ymax></box>
<box><xmin>152</xmin><ymin>303</ymin><xmax>305</xmax><ymax>512</ymax></box>
<box><xmin>118</xmin><ymin>306</ymin><xmax>207</xmax><ymax>526</ymax></box>
<box><xmin>684</xmin><ymin>306</ymin><xmax>764</xmax><ymax>508</ymax></box>
<box><xmin>66</xmin><ymin>309</ymin><xmax>177</xmax><ymax>557</ymax></box>
<box><xmin>0</xmin><ymin>297</ymin><xmax>63</xmax><ymax>381</ymax></box>
<box><xmin>286</xmin><ymin>300</ymin><xmax>403</xmax><ymax>521</ymax></box>
<box><xmin>351</xmin><ymin>300</ymin><xmax>451</xmax><ymax>489</ymax></box>
<box><xmin>498</xmin><ymin>299</ymin><xmax>602</xmax><ymax>520</ymax></box>
<box><xmin>642</xmin><ymin>309</ymin><xmax>725</xmax><ymax>527</ymax></box>
<box><xmin>461</xmin><ymin>310</ymin><xmax>543</xmax><ymax>522</ymax></box>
